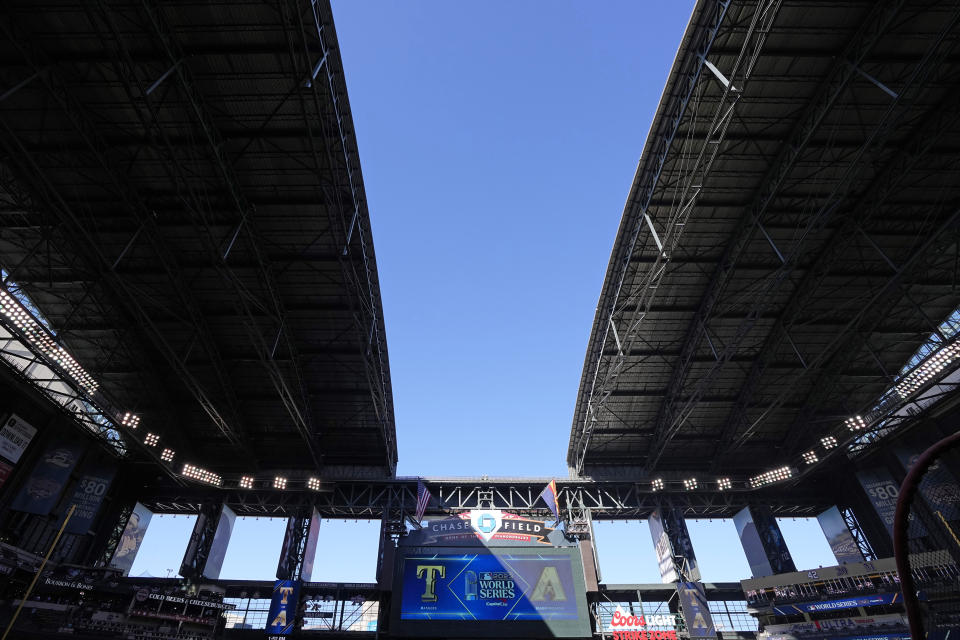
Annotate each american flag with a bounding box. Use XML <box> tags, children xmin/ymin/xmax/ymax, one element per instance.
<box><xmin>415</xmin><ymin>478</ymin><xmax>432</xmax><ymax>523</ymax></box>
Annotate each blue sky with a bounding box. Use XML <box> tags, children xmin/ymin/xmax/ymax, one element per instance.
<box><xmin>130</xmin><ymin>1</ymin><xmax>837</xmax><ymax>583</ymax></box>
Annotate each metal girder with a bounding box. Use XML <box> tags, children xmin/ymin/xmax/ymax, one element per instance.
<box><xmin>109</xmin><ymin>0</ymin><xmax>326</xmax><ymax>470</ymax></box>
<box><xmin>94</xmin><ymin>501</ymin><xmax>134</xmax><ymax>568</ymax></box>
<box><xmin>276</xmin><ymin>510</ymin><xmax>312</xmax><ymax>581</ymax></box>
<box><xmin>713</xmin><ymin>81</ymin><xmax>960</xmax><ymax>467</ymax></box>
<box><xmin>842</xmin><ymin>506</ymin><xmax>877</xmax><ymax>561</ymax></box>
<box><xmin>573</xmin><ymin>0</ymin><xmax>780</xmax><ymax>474</ymax></box>
<box><xmin>776</xmin><ymin>210</ymin><xmax>960</xmax><ymax>458</ymax></box>
<box><xmin>278</xmin><ymin>0</ymin><xmax>396</xmax><ymax>472</ymax></box>
<box><xmin>0</xmin><ymin>158</ymin><xmax>196</xmax><ymax>480</ymax></box>
<box><xmin>0</xmin><ymin>19</ymin><xmax>251</xmax><ymax>456</ymax></box>
<box><xmin>0</xmin><ymin>325</ymin><xmax>128</xmax><ymax>456</ymax></box>
<box><xmin>179</xmin><ymin>502</ymin><xmax>223</xmax><ymax>580</ymax></box>
<box><xmin>137</xmin><ymin>478</ymin><xmax>829</xmax><ymax>520</ymax></box>
<box><xmin>639</xmin><ymin>0</ymin><xmax>910</xmax><ymax>473</ymax></box>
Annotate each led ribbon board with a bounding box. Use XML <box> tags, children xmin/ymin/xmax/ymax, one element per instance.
<box><xmin>772</xmin><ymin>592</ymin><xmax>902</xmax><ymax>615</ymax></box>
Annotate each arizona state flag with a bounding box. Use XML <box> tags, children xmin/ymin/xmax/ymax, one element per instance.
<box><xmin>539</xmin><ymin>480</ymin><xmax>560</xmax><ymax>524</ymax></box>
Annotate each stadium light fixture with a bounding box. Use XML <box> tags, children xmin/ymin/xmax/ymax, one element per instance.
<box><xmin>273</xmin><ymin>476</ymin><xmax>287</xmax><ymax>490</ymax></box>
<box><xmin>651</xmin><ymin>478</ymin><xmax>664</xmax><ymax>492</ymax></box>
<box><xmin>821</xmin><ymin>435</ymin><xmax>837</xmax><ymax>449</ymax></box>
<box><xmin>121</xmin><ymin>413</ymin><xmax>140</xmax><ymax>429</ymax></box>
<box><xmin>802</xmin><ymin>450</ymin><xmax>818</xmax><ymax>465</ymax></box>
<box><xmin>749</xmin><ymin>466</ymin><xmax>793</xmax><ymax>488</ymax></box>
<box><xmin>683</xmin><ymin>477</ymin><xmax>698</xmax><ymax>491</ymax></box>
<box><xmin>238</xmin><ymin>476</ymin><xmax>255</xmax><ymax>489</ymax></box>
<box><xmin>894</xmin><ymin>342</ymin><xmax>960</xmax><ymax>399</ymax></box>
<box><xmin>0</xmin><ymin>288</ymin><xmax>99</xmax><ymax>392</ymax></box>
<box><xmin>160</xmin><ymin>448</ymin><xmax>174</xmax><ymax>462</ymax></box>
<box><xmin>144</xmin><ymin>432</ymin><xmax>159</xmax><ymax>447</ymax></box>
<box><xmin>845</xmin><ymin>415</ymin><xmax>867</xmax><ymax>431</ymax></box>
<box><xmin>182</xmin><ymin>464</ymin><xmax>222</xmax><ymax>486</ymax></box>
<box><xmin>307</xmin><ymin>477</ymin><xmax>322</xmax><ymax>491</ymax></box>
<box><xmin>717</xmin><ymin>477</ymin><xmax>731</xmax><ymax>491</ymax></box>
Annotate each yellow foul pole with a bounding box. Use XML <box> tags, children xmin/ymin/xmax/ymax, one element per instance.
<box><xmin>1</xmin><ymin>503</ymin><xmax>77</xmax><ymax>640</ymax></box>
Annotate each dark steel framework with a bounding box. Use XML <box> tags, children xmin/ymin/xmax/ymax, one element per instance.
<box><xmin>276</xmin><ymin>510</ymin><xmax>313</xmax><ymax>581</ymax></box>
<box><xmin>179</xmin><ymin>502</ymin><xmax>223</xmax><ymax>580</ymax></box>
<box><xmin>0</xmin><ymin>0</ymin><xmax>396</xmax><ymax>479</ymax></box>
<box><xmin>135</xmin><ymin>477</ymin><xmax>830</xmax><ymax>520</ymax></box>
<box><xmin>569</xmin><ymin>0</ymin><xmax>960</xmax><ymax>481</ymax></box>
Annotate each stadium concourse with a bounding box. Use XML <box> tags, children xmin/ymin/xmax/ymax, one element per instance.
<box><xmin>0</xmin><ymin>0</ymin><xmax>959</xmax><ymax>639</ymax></box>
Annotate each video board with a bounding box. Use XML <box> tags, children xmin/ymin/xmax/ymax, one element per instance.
<box><xmin>393</xmin><ymin>546</ymin><xmax>590</xmax><ymax>637</ymax></box>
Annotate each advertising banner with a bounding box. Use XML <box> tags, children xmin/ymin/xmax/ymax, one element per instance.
<box><xmin>0</xmin><ymin>413</ymin><xmax>37</xmax><ymax>463</ymax></box>
<box><xmin>772</xmin><ymin>592</ymin><xmax>901</xmax><ymax>615</ymax></box>
<box><xmin>266</xmin><ymin>579</ymin><xmax>301</xmax><ymax>636</ymax></box>
<box><xmin>816</xmin><ymin>506</ymin><xmax>863</xmax><ymax>565</ymax></box>
<box><xmin>734</xmin><ymin>507</ymin><xmax>774</xmax><ymax>578</ymax></box>
<box><xmin>607</xmin><ymin>607</ymin><xmax>680</xmax><ymax>640</ymax></box>
<box><xmin>648</xmin><ymin>509</ymin><xmax>678</xmax><ymax>583</ymax></box>
<box><xmin>856</xmin><ymin>468</ymin><xmax>924</xmax><ymax>539</ymax></box>
<box><xmin>202</xmin><ymin>504</ymin><xmax>236</xmax><ymax>579</ymax></box>
<box><xmin>301</xmin><ymin>508</ymin><xmax>321</xmax><ymax>582</ymax></box>
<box><xmin>764</xmin><ymin>633</ymin><xmax>909</xmax><ymax>640</ymax></box>
<box><xmin>10</xmin><ymin>439</ymin><xmax>84</xmax><ymax>515</ymax></box>
<box><xmin>895</xmin><ymin>445</ymin><xmax>960</xmax><ymax>521</ymax></box>
<box><xmin>400</xmin><ymin>552</ymin><xmax>580</xmax><ymax>620</ymax></box>
<box><xmin>762</xmin><ymin>614</ymin><xmax>906</xmax><ymax>639</ymax></box>
<box><xmin>676</xmin><ymin>582</ymin><xmax>715</xmax><ymax>639</ymax></box>
<box><xmin>407</xmin><ymin>511</ymin><xmax>560</xmax><ymax>547</ymax></box>
<box><xmin>109</xmin><ymin>502</ymin><xmax>153</xmax><ymax>575</ymax></box>
<box><xmin>64</xmin><ymin>462</ymin><xmax>116</xmax><ymax>534</ymax></box>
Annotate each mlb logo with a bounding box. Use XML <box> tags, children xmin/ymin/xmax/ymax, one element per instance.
<box><xmin>481</xmin><ymin>572</ymin><xmax>494</xmax><ymax>581</ymax></box>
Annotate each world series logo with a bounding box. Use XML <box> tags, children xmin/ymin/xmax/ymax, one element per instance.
<box><xmin>415</xmin><ymin>563</ymin><xmax>566</xmax><ymax>603</ymax></box>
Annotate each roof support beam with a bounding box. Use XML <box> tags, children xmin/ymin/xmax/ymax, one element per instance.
<box><xmin>277</xmin><ymin>0</ymin><xmax>396</xmax><ymax>472</ymax></box>
<box><xmin>135</xmin><ymin>478</ymin><xmax>829</xmax><ymax>520</ymax></box>
<box><xmin>708</xmin><ymin>21</ymin><xmax>960</xmax><ymax>466</ymax></box>
<box><xmin>103</xmin><ymin>0</ymin><xmax>327</xmax><ymax>470</ymax></box>
<box><xmin>778</xmin><ymin>209</ymin><xmax>960</xmax><ymax>457</ymax></box>
<box><xmin>3</xmin><ymin>14</ymin><xmax>253</xmax><ymax>457</ymax></box>
<box><xmin>0</xmin><ymin>70</ymin><xmax>41</xmax><ymax>103</ymax></box>
<box><xmin>639</xmin><ymin>0</ymin><xmax>909</xmax><ymax>474</ymax></box>
<box><xmin>572</xmin><ymin>0</ymin><xmax>783</xmax><ymax>474</ymax></box>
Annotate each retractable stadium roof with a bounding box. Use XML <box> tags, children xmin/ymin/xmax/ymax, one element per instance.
<box><xmin>569</xmin><ymin>0</ymin><xmax>960</xmax><ymax>480</ymax></box>
<box><xmin>0</xmin><ymin>0</ymin><xmax>396</xmax><ymax>479</ymax></box>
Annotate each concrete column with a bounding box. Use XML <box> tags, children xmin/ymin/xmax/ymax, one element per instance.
<box><xmin>732</xmin><ymin>505</ymin><xmax>796</xmax><ymax>577</ymax></box>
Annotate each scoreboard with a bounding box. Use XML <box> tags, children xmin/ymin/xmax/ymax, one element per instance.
<box><xmin>393</xmin><ymin>546</ymin><xmax>590</xmax><ymax>637</ymax></box>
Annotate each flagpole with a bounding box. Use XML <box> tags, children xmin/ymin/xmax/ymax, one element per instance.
<box><xmin>2</xmin><ymin>504</ymin><xmax>77</xmax><ymax>640</ymax></box>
